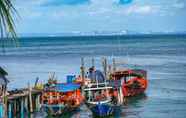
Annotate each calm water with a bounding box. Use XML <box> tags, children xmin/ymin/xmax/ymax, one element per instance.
<box><xmin>0</xmin><ymin>35</ymin><xmax>186</xmax><ymax>118</ymax></box>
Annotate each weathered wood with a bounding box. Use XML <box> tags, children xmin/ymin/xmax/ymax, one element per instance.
<box><xmin>28</xmin><ymin>83</ymin><xmax>33</xmax><ymax>113</ymax></box>
<box><xmin>21</xmin><ymin>98</ymin><xmax>24</xmax><ymax>118</ymax></box>
<box><xmin>8</xmin><ymin>102</ymin><xmax>12</xmax><ymax>118</ymax></box>
<box><xmin>35</xmin><ymin>95</ymin><xmax>40</xmax><ymax>112</ymax></box>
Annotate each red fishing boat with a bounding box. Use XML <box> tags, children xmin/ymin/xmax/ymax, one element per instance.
<box><xmin>111</xmin><ymin>69</ymin><xmax>148</xmax><ymax>97</ymax></box>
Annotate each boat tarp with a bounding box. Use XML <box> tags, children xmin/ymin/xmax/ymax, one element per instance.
<box><xmin>55</xmin><ymin>83</ymin><xmax>81</xmax><ymax>92</ymax></box>
<box><xmin>88</xmin><ymin>70</ymin><xmax>105</xmax><ymax>83</ymax></box>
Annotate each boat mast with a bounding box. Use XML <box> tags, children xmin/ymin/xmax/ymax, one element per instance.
<box><xmin>112</xmin><ymin>58</ymin><xmax>116</xmax><ymax>72</ymax></box>
<box><xmin>80</xmin><ymin>57</ymin><xmax>85</xmax><ymax>96</ymax></box>
<box><xmin>91</xmin><ymin>57</ymin><xmax>95</xmax><ymax>69</ymax></box>
<box><xmin>102</xmin><ymin>57</ymin><xmax>109</xmax><ymax>98</ymax></box>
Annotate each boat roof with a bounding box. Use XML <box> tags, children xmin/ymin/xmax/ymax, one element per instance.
<box><xmin>54</xmin><ymin>83</ymin><xmax>81</xmax><ymax>92</ymax></box>
<box><xmin>111</xmin><ymin>69</ymin><xmax>147</xmax><ymax>79</ymax></box>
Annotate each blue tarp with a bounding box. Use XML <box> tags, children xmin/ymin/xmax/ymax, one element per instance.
<box><xmin>66</xmin><ymin>75</ymin><xmax>76</xmax><ymax>83</ymax></box>
<box><xmin>88</xmin><ymin>70</ymin><xmax>105</xmax><ymax>83</ymax></box>
<box><xmin>55</xmin><ymin>83</ymin><xmax>81</xmax><ymax>92</ymax></box>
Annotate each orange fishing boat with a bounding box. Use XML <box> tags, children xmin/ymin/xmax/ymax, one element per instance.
<box><xmin>111</xmin><ymin>69</ymin><xmax>148</xmax><ymax>97</ymax></box>
<box><xmin>41</xmin><ymin>83</ymin><xmax>84</xmax><ymax>116</ymax></box>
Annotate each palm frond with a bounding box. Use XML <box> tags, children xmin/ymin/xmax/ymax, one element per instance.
<box><xmin>0</xmin><ymin>0</ymin><xmax>18</xmax><ymax>45</ymax></box>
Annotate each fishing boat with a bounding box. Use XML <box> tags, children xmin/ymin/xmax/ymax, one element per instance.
<box><xmin>84</xmin><ymin>67</ymin><xmax>114</xmax><ymax>117</ymax></box>
<box><xmin>41</xmin><ymin>83</ymin><xmax>84</xmax><ymax>116</ymax></box>
<box><xmin>111</xmin><ymin>69</ymin><xmax>148</xmax><ymax>97</ymax></box>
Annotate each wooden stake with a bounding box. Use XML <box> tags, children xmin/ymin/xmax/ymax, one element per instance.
<box><xmin>28</xmin><ymin>83</ymin><xmax>33</xmax><ymax>113</ymax></box>
<box><xmin>21</xmin><ymin>98</ymin><xmax>24</xmax><ymax>118</ymax></box>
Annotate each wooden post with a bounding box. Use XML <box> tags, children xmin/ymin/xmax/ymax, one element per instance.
<box><xmin>21</xmin><ymin>98</ymin><xmax>24</xmax><ymax>118</ymax></box>
<box><xmin>35</xmin><ymin>95</ymin><xmax>40</xmax><ymax>112</ymax></box>
<box><xmin>24</xmin><ymin>96</ymin><xmax>28</xmax><ymax>113</ymax></box>
<box><xmin>13</xmin><ymin>100</ymin><xmax>16</xmax><ymax>116</ymax></box>
<box><xmin>8</xmin><ymin>102</ymin><xmax>12</xmax><ymax>118</ymax></box>
<box><xmin>28</xmin><ymin>83</ymin><xmax>33</xmax><ymax>113</ymax></box>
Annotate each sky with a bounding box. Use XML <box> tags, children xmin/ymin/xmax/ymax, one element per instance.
<box><xmin>14</xmin><ymin>0</ymin><xmax>186</xmax><ymax>35</ymax></box>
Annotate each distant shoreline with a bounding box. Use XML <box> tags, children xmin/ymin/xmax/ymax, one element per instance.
<box><xmin>18</xmin><ymin>33</ymin><xmax>186</xmax><ymax>39</ymax></box>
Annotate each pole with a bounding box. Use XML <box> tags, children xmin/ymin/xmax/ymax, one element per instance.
<box><xmin>21</xmin><ymin>98</ymin><xmax>24</xmax><ymax>118</ymax></box>
<box><xmin>112</xmin><ymin>58</ymin><xmax>116</xmax><ymax>72</ymax></box>
<box><xmin>102</xmin><ymin>57</ymin><xmax>107</xmax><ymax>79</ymax></box>
<box><xmin>80</xmin><ymin>57</ymin><xmax>85</xmax><ymax>96</ymax></box>
<box><xmin>28</xmin><ymin>83</ymin><xmax>33</xmax><ymax>113</ymax></box>
<box><xmin>8</xmin><ymin>102</ymin><xmax>12</xmax><ymax>118</ymax></box>
<box><xmin>91</xmin><ymin>58</ymin><xmax>95</xmax><ymax>68</ymax></box>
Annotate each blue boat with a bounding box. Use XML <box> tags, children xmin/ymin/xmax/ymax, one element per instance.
<box><xmin>91</xmin><ymin>103</ymin><xmax>114</xmax><ymax>117</ymax></box>
<box><xmin>84</xmin><ymin>72</ymin><xmax>114</xmax><ymax>117</ymax></box>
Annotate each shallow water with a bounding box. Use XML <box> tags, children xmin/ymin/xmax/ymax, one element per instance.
<box><xmin>0</xmin><ymin>35</ymin><xmax>186</xmax><ymax>117</ymax></box>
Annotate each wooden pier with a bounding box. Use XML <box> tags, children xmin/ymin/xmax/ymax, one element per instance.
<box><xmin>1</xmin><ymin>88</ymin><xmax>42</xmax><ymax>118</ymax></box>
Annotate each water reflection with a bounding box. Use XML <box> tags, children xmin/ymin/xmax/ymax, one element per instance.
<box><xmin>120</xmin><ymin>93</ymin><xmax>148</xmax><ymax>118</ymax></box>
<box><xmin>31</xmin><ymin>94</ymin><xmax>147</xmax><ymax>118</ymax></box>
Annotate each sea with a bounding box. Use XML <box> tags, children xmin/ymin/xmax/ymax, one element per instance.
<box><xmin>0</xmin><ymin>34</ymin><xmax>186</xmax><ymax>118</ymax></box>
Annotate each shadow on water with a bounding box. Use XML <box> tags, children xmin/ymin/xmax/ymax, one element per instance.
<box><xmin>117</xmin><ymin>93</ymin><xmax>148</xmax><ymax>118</ymax></box>
<box><xmin>124</xmin><ymin>93</ymin><xmax>147</xmax><ymax>105</ymax></box>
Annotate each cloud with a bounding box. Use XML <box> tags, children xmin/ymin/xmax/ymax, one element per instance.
<box><xmin>43</xmin><ymin>0</ymin><xmax>90</xmax><ymax>6</ymax></box>
<box><xmin>14</xmin><ymin>0</ymin><xmax>186</xmax><ymax>34</ymax></box>
<box><xmin>125</xmin><ymin>5</ymin><xmax>152</xmax><ymax>14</ymax></box>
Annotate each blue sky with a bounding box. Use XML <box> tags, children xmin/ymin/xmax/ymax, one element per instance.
<box><xmin>14</xmin><ymin>0</ymin><xmax>186</xmax><ymax>34</ymax></box>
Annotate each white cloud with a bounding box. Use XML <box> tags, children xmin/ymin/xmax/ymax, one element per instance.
<box><xmin>125</xmin><ymin>5</ymin><xmax>152</xmax><ymax>14</ymax></box>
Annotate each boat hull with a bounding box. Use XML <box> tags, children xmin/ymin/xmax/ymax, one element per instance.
<box><xmin>87</xmin><ymin>103</ymin><xmax>114</xmax><ymax>117</ymax></box>
<box><xmin>42</xmin><ymin>104</ymin><xmax>80</xmax><ymax>116</ymax></box>
<box><xmin>122</xmin><ymin>78</ymin><xmax>148</xmax><ymax>97</ymax></box>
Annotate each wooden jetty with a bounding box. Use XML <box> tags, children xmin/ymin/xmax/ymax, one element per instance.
<box><xmin>0</xmin><ymin>67</ymin><xmax>42</xmax><ymax>118</ymax></box>
<box><xmin>2</xmin><ymin>87</ymin><xmax>42</xmax><ymax>118</ymax></box>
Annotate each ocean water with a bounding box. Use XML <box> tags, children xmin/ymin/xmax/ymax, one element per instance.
<box><xmin>0</xmin><ymin>35</ymin><xmax>186</xmax><ymax>118</ymax></box>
